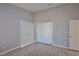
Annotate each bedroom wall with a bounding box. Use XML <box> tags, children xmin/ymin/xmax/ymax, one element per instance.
<box><xmin>34</xmin><ymin>4</ymin><xmax>79</xmax><ymax>47</ymax></box>
<box><xmin>0</xmin><ymin>4</ymin><xmax>34</xmax><ymax>53</ymax></box>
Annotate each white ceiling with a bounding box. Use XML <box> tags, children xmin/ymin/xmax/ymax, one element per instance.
<box><xmin>11</xmin><ymin>3</ymin><xmax>66</xmax><ymax>12</ymax></box>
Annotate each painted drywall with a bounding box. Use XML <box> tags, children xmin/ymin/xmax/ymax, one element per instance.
<box><xmin>0</xmin><ymin>4</ymin><xmax>34</xmax><ymax>53</ymax></box>
<box><xmin>34</xmin><ymin>4</ymin><xmax>79</xmax><ymax>47</ymax></box>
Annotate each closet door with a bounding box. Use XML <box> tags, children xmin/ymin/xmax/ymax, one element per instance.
<box><xmin>20</xmin><ymin>20</ymin><xmax>34</xmax><ymax>47</ymax></box>
<box><xmin>37</xmin><ymin>22</ymin><xmax>53</xmax><ymax>45</ymax></box>
<box><xmin>69</xmin><ymin>20</ymin><xmax>79</xmax><ymax>51</ymax></box>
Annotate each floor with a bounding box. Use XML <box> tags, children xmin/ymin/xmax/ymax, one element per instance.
<box><xmin>2</xmin><ymin>42</ymin><xmax>79</xmax><ymax>56</ymax></box>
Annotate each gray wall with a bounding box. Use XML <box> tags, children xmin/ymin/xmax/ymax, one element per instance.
<box><xmin>35</xmin><ymin>4</ymin><xmax>79</xmax><ymax>47</ymax></box>
<box><xmin>0</xmin><ymin>4</ymin><xmax>33</xmax><ymax>53</ymax></box>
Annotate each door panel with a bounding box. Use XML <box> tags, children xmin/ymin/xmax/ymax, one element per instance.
<box><xmin>69</xmin><ymin>20</ymin><xmax>79</xmax><ymax>51</ymax></box>
<box><xmin>37</xmin><ymin>22</ymin><xmax>53</xmax><ymax>45</ymax></box>
<box><xmin>20</xmin><ymin>20</ymin><xmax>34</xmax><ymax>47</ymax></box>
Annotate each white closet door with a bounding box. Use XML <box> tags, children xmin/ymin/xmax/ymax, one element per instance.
<box><xmin>69</xmin><ymin>20</ymin><xmax>79</xmax><ymax>51</ymax></box>
<box><xmin>37</xmin><ymin>22</ymin><xmax>53</xmax><ymax>45</ymax></box>
<box><xmin>20</xmin><ymin>20</ymin><xmax>34</xmax><ymax>47</ymax></box>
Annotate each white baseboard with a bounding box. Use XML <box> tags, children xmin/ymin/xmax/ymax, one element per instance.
<box><xmin>0</xmin><ymin>41</ymin><xmax>34</xmax><ymax>55</ymax></box>
<box><xmin>52</xmin><ymin>43</ymin><xmax>69</xmax><ymax>49</ymax></box>
<box><xmin>21</xmin><ymin>41</ymin><xmax>34</xmax><ymax>48</ymax></box>
<box><xmin>0</xmin><ymin>46</ymin><xmax>21</xmax><ymax>56</ymax></box>
<box><xmin>37</xmin><ymin>42</ymin><xmax>69</xmax><ymax>49</ymax></box>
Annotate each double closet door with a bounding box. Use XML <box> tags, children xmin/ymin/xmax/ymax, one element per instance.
<box><xmin>20</xmin><ymin>20</ymin><xmax>34</xmax><ymax>47</ymax></box>
<box><xmin>37</xmin><ymin>22</ymin><xmax>53</xmax><ymax>45</ymax></box>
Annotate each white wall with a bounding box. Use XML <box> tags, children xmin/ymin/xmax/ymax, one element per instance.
<box><xmin>0</xmin><ymin>4</ymin><xmax>34</xmax><ymax>53</ymax></box>
<box><xmin>34</xmin><ymin>4</ymin><xmax>79</xmax><ymax>47</ymax></box>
